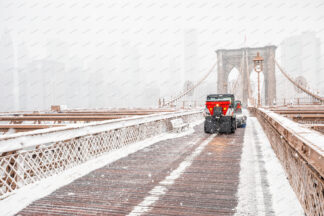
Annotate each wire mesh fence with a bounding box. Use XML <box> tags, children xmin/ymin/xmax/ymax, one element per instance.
<box><xmin>0</xmin><ymin>110</ymin><xmax>203</xmax><ymax>199</ymax></box>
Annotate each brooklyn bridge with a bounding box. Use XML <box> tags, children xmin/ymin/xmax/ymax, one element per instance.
<box><xmin>1</xmin><ymin>0</ymin><xmax>324</xmax><ymax>215</ymax></box>
<box><xmin>0</xmin><ymin>44</ymin><xmax>323</xmax><ymax>216</ymax></box>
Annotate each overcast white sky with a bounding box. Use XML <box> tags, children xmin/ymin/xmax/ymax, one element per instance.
<box><xmin>1</xmin><ymin>0</ymin><xmax>323</xmax><ymax>61</ymax></box>
<box><xmin>0</xmin><ymin>0</ymin><xmax>324</xmax><ymax>108</ymax></box>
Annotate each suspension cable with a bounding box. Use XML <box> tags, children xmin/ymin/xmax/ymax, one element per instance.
<box><xmin>162</xmin><ymin>54</ymin><xmax>323</xmax><ymax>107</ymax></box>
<box><xmin>275</xmin><ymin>59</ymin><xmax>324</xmax><ymax>103</ymax></box>
<box><xmin>163</xmin><ymin>61</ymin><xmax>217</xmax><ymax>107</ymax></box>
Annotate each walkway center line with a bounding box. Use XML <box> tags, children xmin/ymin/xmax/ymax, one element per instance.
<box><xmin>127</xmin><ymin>134</ymin><xmax>216</xmax><ymax>216</ymax></box>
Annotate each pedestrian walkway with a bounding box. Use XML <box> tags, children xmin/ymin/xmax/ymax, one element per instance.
<box><xmin>17</xmin><ymin>117</ymin><xmax>303</xmax><ymax>215</ymax></box>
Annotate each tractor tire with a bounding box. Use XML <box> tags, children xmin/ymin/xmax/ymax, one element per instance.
<box><xmin>231</xmin><ymin>118</ymin><xmax>236</xmax><ymax>133</ymax></box>
<box><xmin>236</xmin><ymin>121</ymin><xmax>242</xmax><ymax>128</ymax></box>
<box><xmin>204</xmin><ymin>125</ymin><xmax>210</xmax><ymax>134</ymax></box>
<box><xmin>204</xmin><ymin>120</ymin><xmax>212</xmax><ymax>134</ymax></box>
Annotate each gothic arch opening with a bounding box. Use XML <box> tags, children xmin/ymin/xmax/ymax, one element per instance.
<box><xmin>227</xmin><ymin>67</ymin><xmax>243</xmax><ymax>101</ymax></box>
<box><xmin>216</xmin><ymin>46</ymin><xmax>276</xmax><ymax>106</ymax></box>
<box><xmin>250</xmin><ymin>69</ymin><xmax>265</xmax><ymax>105</ymax></box>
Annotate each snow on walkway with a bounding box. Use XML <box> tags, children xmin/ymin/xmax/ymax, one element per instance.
<box><xmin>235</xmin><ymin>117</ymin><xmax>304</xmax><ymax>216</ymax></box>
<box><xmin>0</xmin><ymin>121</ymin><xmax>202</xmax><ymax>216</ymax></box>
<box><xmin>127</xmin><ymin>134</ymin><xmax>216</xmax><ymax>216</ymax></box>
<box><xmin>1</xmin><ymin>115</ymin><xmax>305</xmax><ymax>216</ymax></box>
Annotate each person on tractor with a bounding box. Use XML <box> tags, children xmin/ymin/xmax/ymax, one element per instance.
<box><xmin>204</xmin><ymin>94</ymin><xmax>236</xmax><ymax>134</ymax></box>
<box><xmin>234</xmin><ymin>100</ymin><xmax>247</xmax><ymax>128</ymax></box>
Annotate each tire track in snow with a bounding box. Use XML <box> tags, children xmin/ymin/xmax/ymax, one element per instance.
<box><xmin>235</xmin><ymin>117</ymin><xmax>303</xmax><ymax>216</ymax></box>
<box><xmin>235</xmin><ymin>117</ymin><xmax>266</xmax><ymax>216</ymax></box>
<box><xmin>127</xmin><ymin>134</ymin><xmax>216</xmax><ymax>216</ymax></box>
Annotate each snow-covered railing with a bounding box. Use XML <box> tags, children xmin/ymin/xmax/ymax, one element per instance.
<box><xmin>0</xmin><ymin>110</ymin><xmax>203</xmax><ymax>199</ymax></box>
<box><xmin>275</xmin><ymin>97</ymin><xmax>322</xmax><ymax>106</ymax></box>
<box><xmin>250</xmin><ymin>107</ymin><xmax>324</xmax><ymax>216</ymax></box>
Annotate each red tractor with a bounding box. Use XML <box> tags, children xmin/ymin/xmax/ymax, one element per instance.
<box><xmin>204</xmin><ymin>94</ymin><xmax>236</xmax><ymax>134</ymax></box>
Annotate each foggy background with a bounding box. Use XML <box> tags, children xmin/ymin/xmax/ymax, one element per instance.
<box><xmin>0</xmin><ymin>0</ymin><xmax>324</xmax><ymax>111</ymax></box>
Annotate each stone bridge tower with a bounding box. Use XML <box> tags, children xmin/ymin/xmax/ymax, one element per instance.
<box><xmin>216</xmin><ymin>46</ymin><xmax>277</xmax><ymax>106</ymax></box>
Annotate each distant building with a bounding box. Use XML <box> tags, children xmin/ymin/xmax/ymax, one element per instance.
<box><xmin>183</xmin><ymin>29</ymin><xmax>199</xmax><ymax>103</ymax></box>
<box><xmin>0</xmin><ymin>30</ymin><xmax>17</xmax><ymax>111</ymax></box>
<box><xmin>278</xmin><ymin>32</ymin><xmax>321</xmax><ymax>99</ymax></box>
<box><xmin>24</xmin><ymin>59</ymin><xmax>65</xmax><ymax>110</ymax></box>
<box><xmin>119</xmin><ymin>41</ymin><xmax>141</xmax><ymax>107</ymax></box>
<box><xmin>140</xmin><ymin>83</ymin><xmax>160</xmax><ymax>108</ymax></box>
<box><xmin>183</xmin><ymin>29</ymin><xmax>198</xmax><ymax>83</ymax></box>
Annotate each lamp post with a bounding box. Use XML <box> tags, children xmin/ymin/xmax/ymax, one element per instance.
<box><xmin>253</xmin><ymin>52</ymin><xmax>264</xmax><ymax>107</ymax></box>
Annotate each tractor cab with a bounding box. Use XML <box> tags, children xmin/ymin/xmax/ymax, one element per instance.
<box><xmin>206</xmin><ymin>94</ymin><xmax>234</xmax><ymax>117</ymax></box>
<box><xmin>204</xmin><ymin>94</ymin><xmax>236</xmax><ymax>134</ymax></box>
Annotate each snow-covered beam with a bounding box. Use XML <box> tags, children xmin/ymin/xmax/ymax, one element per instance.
<box><xmin>250</xmin><ymin>107</ymin><xmax>324</xmax><ymax>216</ymax></box>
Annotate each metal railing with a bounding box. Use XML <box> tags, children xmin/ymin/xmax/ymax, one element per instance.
<box><xmin>274</xmin><ymin>97</ymin><xmax>322</xmax><ymax>106</ymax></box>
<box><xmin>250</xmin><ymin>107</ymin><xmax>324</xmax><ymax>216</ymax></box>
<box><xmin>0</xmin><ymin>110</ymin><xmax>203</xmax><ymax>199</ymax></box>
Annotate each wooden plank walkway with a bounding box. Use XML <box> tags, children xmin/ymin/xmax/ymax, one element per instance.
<box><xmin>18</xmin><ymin>124</ymin><xmax>245</xmax><ymax>216</ymax></box>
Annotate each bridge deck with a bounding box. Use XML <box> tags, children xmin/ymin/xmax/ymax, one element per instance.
<box><xmin>16</xmin><ymin>118</ymin><xmax>302</xmax><ymax>216</ymax></box>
